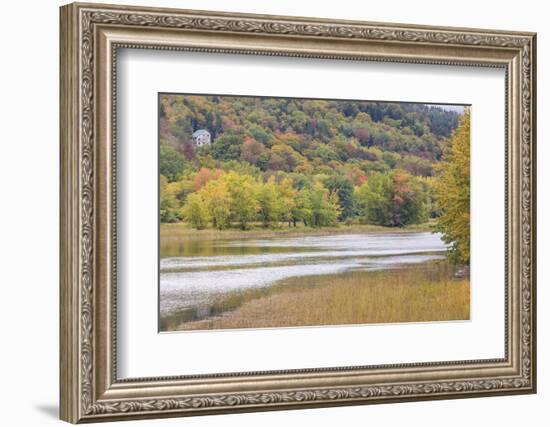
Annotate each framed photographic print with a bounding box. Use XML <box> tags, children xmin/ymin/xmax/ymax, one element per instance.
<box><xmin>60</xmin><ymin>2</ymin><xmax>537</xmax><ymax>423</ymax></box>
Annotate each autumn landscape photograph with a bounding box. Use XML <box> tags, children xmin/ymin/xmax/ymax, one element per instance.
<box><xmin>157</xmin><ymin>94</ymin><xmax>470</xmax><ymax>332</ymax></box>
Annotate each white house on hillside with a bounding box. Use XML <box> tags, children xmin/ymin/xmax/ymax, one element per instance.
<box><xmin>192</xmin><ymin>129</ymin><xmax>211</xmax><ymax>146</ymax></box>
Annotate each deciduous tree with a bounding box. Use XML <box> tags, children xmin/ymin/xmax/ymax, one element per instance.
<box><xmin>278</xmin><ymin>177</ymin><xmax>298</xmax><ymax>227</ymax></box>
<box><xmin>257</xmin><ymin>176</ymin><xmax>281</xmax><ymax>227</ymax></box>
<box><xmin>224</xmin><ymin>172</ymin><xmax>259</xmax><ymax>230</ymax></box>
<box><xmin>193</xmin><ymin>167</ymin><xmax>224</xmax><ymax>191</ymax></box>
<box><xmin>159</xmin><ymin>175</ymin><xmax>180</xmax><ymax>222</ymax></box>
<box><xmin>160</xmin><ymin>140</ymin><xmax>186</xmax><ymax>182</ymax></box>
<box><xmin>356</xmin><ymin>169</ymin><xmax>427</xmax><ymax>226</ymax></box>
<box><xmin>324</xmin><ymin>174</ymin><xmax>356</xmax><ymax>220</ymax></box>
<box><xmin>181</xmin><ymin>193</ymin><xmax>210</xmax><ymax>229</ymax></box>
<box><xmin>302</xmin><ymin>181</ymin><xmax>340</xmax><ymax>227</ymax></box>
<box><xmin>201</xmin><ymin>179</ymin><xmax>231</xmax><ymax>230</ymax></box>
<box><xmin>434</xmin><ymin>110</ymin><xmax>470</xmax><ymax>264</ymax></box>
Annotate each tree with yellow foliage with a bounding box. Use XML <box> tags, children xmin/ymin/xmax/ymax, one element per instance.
<box><xmin>257</xmin><ymin>176</ymin><xmax>281</xmax><ymax>228</ymax></box>
<box><xmin>278</xmin><ymin>177</ymin><xmax>298</xmax><ymax>227</ymax></box>
<box><xmin>181</xmin><ymin>192</ymin><xmax>210</xmax><ymax>230</ymax></box>
<box><xmin>201</xmin><ymin>179</ymin><xmax>231</xmax><ymax>230</ymax></box>
<box><xmin>224</xmin><ymin>172</ymin><xmax>259</xmax><ymax>230</ymax></box>
<box><xmin>434</xmin><ymin>109</ymin><xmax>470</xmax><ymax>265</ymax></box>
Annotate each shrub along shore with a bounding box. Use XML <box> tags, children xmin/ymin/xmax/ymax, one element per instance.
<box><xmin>162</xmin><ymin>262</ymin><xmax>470</xmax><ymax>331</ymax></box>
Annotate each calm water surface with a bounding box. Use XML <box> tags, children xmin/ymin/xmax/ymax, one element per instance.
<box><xmin>159</xmin><ymin>232</ymin><xmax>447</xmax><ymax>327</ymax></box>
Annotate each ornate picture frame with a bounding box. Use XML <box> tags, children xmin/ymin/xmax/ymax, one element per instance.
<box><xmin>60</xmin><ymin>2</ymin><xmax>536</xmax><ymax>423</ymax></box>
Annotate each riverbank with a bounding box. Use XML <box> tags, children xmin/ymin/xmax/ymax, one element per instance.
<box><xmin>160</xmin><ymin>221</ymin><xmax>435</xmax><ymax>242</ymax></box>
<box><xmin>163</xmin><ymin>262</ymin><xmax>469</xmax><ymax>331</ymax></box>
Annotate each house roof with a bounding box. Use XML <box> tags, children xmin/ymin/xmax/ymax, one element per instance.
<box><xmin>192</xmin><ymin>129</ymin><xmax>209</xmax><ymax>138</ymax></box>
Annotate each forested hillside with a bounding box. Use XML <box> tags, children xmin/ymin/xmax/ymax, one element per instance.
<box><xmin>159</xmin><ymin>94</ymin><xmax>464</xmax><ymax>232</ymax></box>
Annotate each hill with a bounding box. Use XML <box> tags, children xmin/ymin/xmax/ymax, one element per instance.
<box><xmin>158</xmin><ymin>94</ymin><xmax>464</xmax><ymax>229</ymax></box>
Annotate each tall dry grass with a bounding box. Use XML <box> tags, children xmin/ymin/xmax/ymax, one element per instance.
<box><xmin>172</xmin><ymin>264</ymin><xmax>470</xmax><ymax>331</ymax></box>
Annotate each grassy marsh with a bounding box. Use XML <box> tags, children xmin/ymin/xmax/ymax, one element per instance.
<box><xmin>161</xmin><ymin>261</ymin><xmax>469</xmax><ymax>331</ymax></box>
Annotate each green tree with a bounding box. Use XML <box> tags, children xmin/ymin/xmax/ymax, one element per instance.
<box><xmin>159</xmin><ymin>140</ymin><xmax>186</xmax><ymax>182</ymax></box>
<box><xmin>159</xmin><ymin>175</ymin><xmax>180</xmax><ymax>222</ymax></box>
<box><xmin>211</xmin><ymin>134</ymin><xmax>242</xmax><ymax>161</ymax></box>
<box><xmin>246</xmin><ymin>124</ymin><xmax>272</xmax><ymax>145</ymax></box>
<box><xmin>356</xmin><ymin>172</ymin><xmax>393</xmax><ymax>226</ymax></box>
<box><xmin>356</xmin><ymin>170</ymin><xmax>427</xmax><ymax>226</ymax></box>
<box><xmin>181</xmin><ymin>193</ymin><xmax>210</xmax><ymax>229</ymax></box>
<box><xmin>302</xmin><ymin>181</ymin><xmax>340</xmax><ymax>227</ymax></box>
<box><xmin>434</xmin><ymin>110</ymin><xmax>470</xmax><ymax>264</ymax></box>
<box><xmin>324</xmin><ymin>174</ymin><xmax>356</xmax><ymax>220</ymax></box>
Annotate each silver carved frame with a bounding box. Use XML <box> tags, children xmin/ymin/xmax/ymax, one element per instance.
<box><xmin>59</xmin><ymin>2</ymin><xmax>537</xmax><ymax>423</ymax></box>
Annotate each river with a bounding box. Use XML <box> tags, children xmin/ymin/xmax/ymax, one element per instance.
<box><xmin>159</xmin><ymin>231</ymin><xmax>448</xmax><ymax>329</ymax></box>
